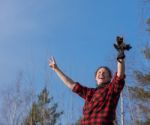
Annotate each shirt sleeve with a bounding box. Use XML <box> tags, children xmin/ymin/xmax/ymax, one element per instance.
<box><xmin>72</xmin><ymin>82</ymin><xmax>94</xmax><ymax>100</ymax></box>
<box><xmin>111</xmin><ymin>72</ymin><xmax>125</xmax><ymax>94</ymax></box>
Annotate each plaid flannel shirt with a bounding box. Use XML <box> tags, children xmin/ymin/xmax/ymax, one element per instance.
<box><xmin>72</xmin><ymin>72</ymin><xmax>125</xmax><ymax>125</ymax></box>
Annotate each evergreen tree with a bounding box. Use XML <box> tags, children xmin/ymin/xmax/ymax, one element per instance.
<box><xmin>24</xmin><ymin>87</ymin><xmax>63</xmax><ymax>125</ymax></box>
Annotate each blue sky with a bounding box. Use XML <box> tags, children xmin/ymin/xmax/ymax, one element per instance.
<box><xmin>0</xmin><ymin>0</ymin><xmax>148</xmax><ymax>124</ymax></box>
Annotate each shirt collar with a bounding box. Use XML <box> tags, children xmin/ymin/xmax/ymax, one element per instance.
<box><xmin>96</xmin><ymin>81</ymin><xmax>110</xmax><ymax>89</ymax></box>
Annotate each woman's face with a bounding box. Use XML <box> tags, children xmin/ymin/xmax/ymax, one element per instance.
<box><xmin>95</xmin><ymin>68</ymin><xmax>111</xmax><ymax>86</ymax></box>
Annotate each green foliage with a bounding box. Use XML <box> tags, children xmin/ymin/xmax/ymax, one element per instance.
<box><xmin>24</xmin><ymin>87</ymin><xmax>63</xmax><ymax>125</ymax></box>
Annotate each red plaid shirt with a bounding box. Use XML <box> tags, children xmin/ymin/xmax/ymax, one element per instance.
<box><xmin>72</xmin><ymin>73</ymin><xmax>125</xmax><ymax>125</ymax></box>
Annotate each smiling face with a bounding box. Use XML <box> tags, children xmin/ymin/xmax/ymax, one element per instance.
<box><xmin>95</xmin><ymin>67</ymin><xmax>112</xmax><ymax>86</ymax></box>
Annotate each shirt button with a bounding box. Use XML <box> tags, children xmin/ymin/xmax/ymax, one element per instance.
<box><xmin>92</xmin><ymin>98</ymin><xmax>95</xmax><ymax>102</ymax></box>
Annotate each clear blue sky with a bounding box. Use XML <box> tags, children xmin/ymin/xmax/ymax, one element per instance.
<box><xmin>0</xmin><ymin>0</ymin><xmax>147</xmax><ymax>124</ymax></box>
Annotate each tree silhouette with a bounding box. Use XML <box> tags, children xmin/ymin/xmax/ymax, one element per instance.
<box><xmin>24</xmin><ymin>87</ymin><xmax>63</xmax><ymax>125</ymax></box>
<box><xmin>129</xmin><ymin>17</ymin><xmax>150</xmax><ymax>124</ymax></box>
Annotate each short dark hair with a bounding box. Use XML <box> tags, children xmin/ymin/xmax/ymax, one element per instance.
<box><xmin>95</xmin><ymin>66</ymin><xmax>112</xmax><ymax>78</ymax></box>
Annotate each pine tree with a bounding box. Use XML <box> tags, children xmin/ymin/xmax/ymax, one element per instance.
<box><xmin>24</xmin><ymin>87</ymin><xmax>63</xmax><ymax>125</ymax></box>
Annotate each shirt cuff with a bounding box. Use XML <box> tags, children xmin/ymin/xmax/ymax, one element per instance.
<box><xmin>115</xmin><ymin>72</ymin><xmax>125</xmax><ymax>81</ymax></box>
<box><xmin>72</xmin><ymin>82</ymin><xmax>80</xmax><ymax>92</ymax></box>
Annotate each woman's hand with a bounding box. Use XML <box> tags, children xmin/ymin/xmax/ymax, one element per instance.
<box><xmin>49</xmin><ymin>57</ymin><xmax>58</xmax><ymax>71</ymax></box>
